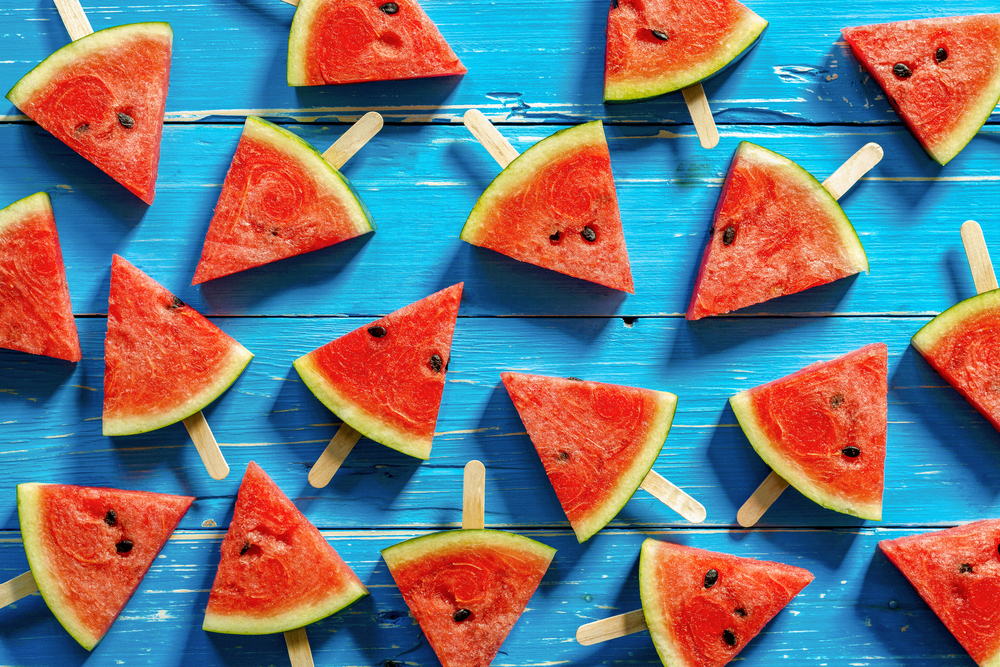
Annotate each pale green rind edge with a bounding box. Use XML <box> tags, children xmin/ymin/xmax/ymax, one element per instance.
<box><xmin>292</xmin><ymin>353</ymin><xmax>432</xmax><ymax>460</ymax></box>
<box><xmin>6</xmin><ymin>23</ymin><xmax>173</xmax><ymax>107</ymax></box>
<box><xmin>0</xmin><ymin>192</ymin><xmax>52</xmax><ymax>233</ymax></box>
<box><xmin>572</xmin><ymin>390</ymin><xmax>678</xmax><ymax>543</ymax></box>
<box><xmin>286</xmin><ymin>0</ymin><xmax>319</xmax><ymax>86</ymax></box>
<box><xmin>729</xmin><ymin>390</ymin><xmax>881</xmax><ymax>521</ymax></box>
<box><xmin>911</xmin><ymin>288</ymin><xmax>1000</xmax><ymax>357</ymax></box>
<box><xmin>381</xmin><ymin>529</ymin><xmax>557</xmax><ymax>571</ymax></box>
<box><xmin>638</xmin><ymin>538</ymin><xmax>690</xmax><ymax>667</ymax></box>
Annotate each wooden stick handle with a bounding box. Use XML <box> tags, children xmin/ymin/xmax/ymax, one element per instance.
<box><xmin>308</xmin><ymin>424</ymin><xmax>362</xmax><ymax>488</ymax></box>
<box><xmin>463</xmin><ymin>109</ymin><xmax>520</xmax><ymax>169</ymax></box>
<box><xmin>284</xmin><ymin>627</ymin><xmax>314</xmax><ymax>667</ymax></box>
<box><xmin>576</xmin><ymin>608</ymin><xmax>647</xmax><ymax>646</ymax></box>
<box><xmin>0</xmin><ymin>571</ymin><xmax>38</xmax><ymax>608</ymax></box>
<box><xmin>462</xmin><ymin>460</ymin><xmax>486</xmax><ymax>529</ymax></box>
<box><xmin>53</xmin><ymin>0</ymin><xmax>93</xmax><ymax>40</ymax></box>
<box><xmin>639</xmin><ymin>470</ymin><xmax>706</xmax><ymax>523</ymax></box>
<box><xmin>321</xmin><ymin>112</ymin><xmax>384</xmax><ymax>170</ymax></box>
<box><xmin>183</xmin><ymin>412</ymin><xmax>230</xmax><ymax>480</ymax></box>
<box><xmin>960</xmin><ymin>220</ymin><xmax>998</xmax><ymax>294</ymax></box>
<box><xmin>681</xmin><ymin>84</ymin><xmax>719</xmax><ymax>150</ymax></box>
<box><xmin>821</xmin><ymin>142</ymin><xmax>883</xmax><ymax>201</ymax></box>
<box><xmin>281</xmin><ymin>0</ymin><xmax>298</xmax><ymax>5</ymax></box>
<box><xmin>736</xmin><ymin>470</ymin><xmax>789</xmax><ymax>527</ymax></box>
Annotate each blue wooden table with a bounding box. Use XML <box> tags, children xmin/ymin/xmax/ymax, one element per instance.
<box><xmin>2</xmin><ymin>0</ymin><xmax>999</xmax><ymax>665</ymax></box>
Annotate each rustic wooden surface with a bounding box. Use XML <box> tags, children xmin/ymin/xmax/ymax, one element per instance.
<box><xmin>2</xmin><ymin>0</ymin><xmax>999</xmax><ymax>665</ymax></box>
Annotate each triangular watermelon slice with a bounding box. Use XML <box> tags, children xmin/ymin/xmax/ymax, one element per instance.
<box><xmin>203</xmin><ymin>462</ymin><xmax>368</xmax><ymax>634</ymax></box>
<box><xmin>293</xmin><ymin>283</ymin><xmax>462</xmax><ymax>460</ymax></box>
<box><xmin>6</xmin><ymin>23</ymin><xmax>172</xmax><ymax>204</ymax></box>
<box><xmin>604</xmin><ymin>0</ymin><xmax>768</xmax><ymax>102</ymax></box>
<box><xmin>0</xmin><ymin>192</ymin><xmax>80</xmax><ymax>362</ymax></box>
<box><xmin>103</xmin><ymin>255</ymin><xmax>253</xmax><ymax>436</ymax></box>
<box><xmin>686</xmin><ymin>141</ymin><xmax>869</xmax><ymax>320</ymax></box>
<box><xmin>501</xmin><ymin>372</ymin><xmax>677</xmax><ymax>542</ymax></box>
<box><xmin>730</xmin><ymin>343</ymin><xmax>888</xmax><ymax>521</ymax></box>
<box><xmin>17</xmin><ymin>483</ymin><xmax>193</xmax><ymax>650</ymax></box>
<box><xmin>382</xmin><ymin>529</ymin><xmax>555</xmax><ymax>667</ymax></box>
<box><xmin>639</xmin><ymin>539</ymin><xmax>813</xmax><ymax>667</ymax></box>
<box><xmin>461</xmin><ymin>121</ymin><xmax>634</xmax><ymax>293</ymax></box>
<box><xmin>192</xmin><ymin>116</ymin><xmax>374</xmax><ymax>284</ymax></box>
<box><xmin>287</xmin><ymin>0</ymin><xmax>466</xmax><ymax>86</ymax></box>
<box><xmin>842</xmin><ymin>15</ymin><xmax>1000</xmax><ymax>165</ymax></box>
<box><xmin>879</xmin><ymin>519</ymin><xmax>1000</xmax><ymax>667</ymax></box>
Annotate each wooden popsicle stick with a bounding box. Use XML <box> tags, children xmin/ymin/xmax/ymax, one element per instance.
<box><xmin>321</xmin><ymin>112</ymin><xmax>384</xmax><ymax>170</ymax></box>
<box><xmin>281</xmin><ymin>0</ymin><xmax>298</xmax><ymax>5</ymax></box>
<box><xmin>284</xmin><ymin>626</ymin><xmax>314</xmax><ymax>667</ymax></box>
<box><xmin>463</xmin><ymin>109</ymin><xmax>520</xmax><ymax>169</ymax></box>
<box><xmin>462</xmin><ymin>460</ymin><xmax>486</xmax><ymax>529</ymax></box>
<box><xmin>736</xmin><ymin>470</ymin><xmax>789</xmax><ymax>528</ymax></box>
<box><xmin>182</xmin><ymin>412</ymin><xmax>230</xmax><ymax>480</ymax></box>
<box><xmin>680</xmin><ymin>84</ymin><xmax>719</xmax><ymax>150</ymax></box>
<box><xmin>576</xmin><ymin>608</ymin><xmax>647</xmax><ymax>646</ymax></box>
<box><xmin>638</xmin><ymin>470</ymin><xmax>706</xmax><ymax>523</ymax></box>
<box><xmin>308</xmin><ymin>424</ymin><xmax>362</xmax><ymax>488</ymax></box>
<box><xmin>0</xmin><ymin>571</ymin><xmax>38</xmax><ymax>608</ymax></box>
<box><xmin>960</xmin><ymin>220</ymin><xmax>999</xmax><ymax>294</ymax></box>
<box><xmin>53</xmin><ymin>0</ymin><xmax>93</xmax><ymax>40</ymax></box>
<box><xmin>821</xmin><ymin>142</ymin><xmax>884</xmax><ymax>201</ymax></box>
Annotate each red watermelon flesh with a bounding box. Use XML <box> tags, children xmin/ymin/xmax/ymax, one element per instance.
<box><xmin>287</xmin><ymin>0</ymin><xmax>466</xmax><ymax>86</ymax></box>
<box><xmin>687</xmin><ymin>141</ymin><xmax>868</xmax><ymax>320</ymax></box>
<box><xmin>461</xmin><ymin>121</ymin><xmax>634</xmax><ymax>293</ymax></box>
<box><xmin>103</xmin><ymin>255</ymin><xmax>253</xmax><ymax>436</ymax></box>
<box><xmin>293</xmin><ymin>283</ymin><xmax>462</xmax><ymax>460</ymax></box>
<box><xmin>842</xmin><ymin>15</ymin><xmax>1000</xmax><ymax>165</ymax></box>
<box><xmin>640</xmin><ymin>539</ymin><xmax>813</xmax><ymax>667</ymax></box>
<box><xmin>879</xmin><ymin>519</ymin><xmax>1000</xmax><ymax>666</ymax></box>
<box><xmin>203</xmin><ymin>462</ymin><xmax>368</xmax><ymax>634</ymax></box>
<box><xmin>730</xmin><ymin>343</ymin><xmax>887</xmax><ymax>521</ymax></box>
<box><xmin>6</xmin><ymin>23</ymin><xmax>172</xmax><ymax>204</ymax></box>
<box><xmin>17</xmin><ymin>483</ymin><xmax>193</xmax><ymax>650</ymax></box>
<box><xmin>501</xmin><ymin>372</ymin><xmax>678</xmax><ymax>542</ymax></box>
<box><xmin>0</xmin><ymin>192</ymin><xmax>80</xmax><ymax>362</ymax></box>
<box><xmin>193</xmin><ymin>116</ymin><xmax>374</xmax><ymax>284</ymax></box>
<box><xmin>381</xmin><ymin>529</ymin><xmax>555</xmax><ymax>667</ymax></box>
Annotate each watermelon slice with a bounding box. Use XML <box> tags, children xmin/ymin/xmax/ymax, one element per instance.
<box><xmin>381</xmin><ymin>529</ymin><xmax>555</xmax><ymax>667</ymax></box>
<box><xmin>461</xmin><ymin>121</ymin><xmax>634</xmax><ymax>293</ymax></box>
<box><xmin>103</xmin><ymin>255</ymin><xmax>253</xmax><ymax>436</ymax></box>
<box><xmin>293</xmin><ymin>283</ymin><xmax>462</xmax><ymax>460</ymax></box>
<box><xmin>6</xmin><ymin>23</ymin><xmax>172</xmax><ymax>204</ymax></box>
<box><xmin>639</xmin><ymin>539</ymin><xmax>814</xmax><ymax>667</ymax></box>
<box><xmin>203</xmin><ymin>462</ymin><xmax>368</xmax><ymax>634</ymax></box>
<box><xmin>842</xmin><ymin>15</ymin><xmax>1000</xmax><ymax>165</ymax></box>
<box><xmin>686</xmin><ymin>142</ymin><xmax>869</xmax><ymax>320</ymax></box>
<box><xmin>17</xmin><ymin>483</ymin><xmax>193</xmax><ymax>650</ymax></box>
<box><xmin>911</xmin><ymin>288</ymin><xmax>1000</xmax><ymax>433</ymax></box>
<box><xmin>729</xmin><ymin>343</ymin><xmax>888</xmax><ymax>521</ymax></box>
<box><xmin>604</xmin><ymin>0</ymin><xmax>768</xmax><ymax>102</ymax></box>
<box><xmin>0</xmin><ymin>192</ymin><xmax>80</xmax><ymax>362</ymax></box>
<box><xmin>192</xmin><ymin>116</ymin><xmax>374</xmax><ymax>284</ymax></box>
<box><xmin>287</xmin><ymin>0</ymin><xmax>466</xmax><ymax>86</ymax></box>
<box><xmin>501</xmin><ymin>372</ymin><xmax>678</xmax><ymax>542</ymax></box>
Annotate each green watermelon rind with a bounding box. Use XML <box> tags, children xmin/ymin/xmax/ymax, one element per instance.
<box><xmin>0</xmin><ymin>192</ymin><xmax>52</xmax><ymax>233</ymax></box>
<box><xmin>638</xmin><ymin>538</ymin><xmax>689</xmax><ymax>667</ymax></box>
<box><xmin>381</xmin><ymin>528</ymin><xmax>556</xmax><ymax>575</ymax></box>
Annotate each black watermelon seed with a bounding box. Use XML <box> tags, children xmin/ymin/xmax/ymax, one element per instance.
<box><xmin>611</xmin><ymin>0</ymin><xmax>618</xmax><ymax>7</ymax></box>
<box><xmin>453</xmin><ymin>608</ymin><xmax>471</xmax><ymax>622</ymax></box>
<box><xmin>170</xmin><ymin>295</ymin><xmax>185</xmax><ymax>309</ymax></box>
<box><xmin>380</xmin><ymin>2</ymin><xmax>399</xmax><ymax>13</ymax></box>
<box><xmin>368</xmin><ymin>325</ymin><xmax>387</xmax><ymax>338</ymax></box>
<box><xmin>709</xmin><ymin>226</ymin><xmax>715</xmax><ymax>236</ymax></box>
<box><xmin>117</xmin><ymin>112</ymin><xmax>135</xmax><ymax>129</ymax></box>
<box><xmin>936</xmin><ymin>47</ymin><xmax>947</xmax><ymax>62</ymax></box>
<box><xmin>240</xmin><ymin>542</ymin><xmax>250</xmax><ymax>556</ymax></box>
<box><xmin>581</xmin><ymin>226</ymin><xmax>597</xmax><ymax>242</ymax></box>
<box><xmin>429</xmin><ymin>354</ymin><xmax>443</xmax><ymax>373</ymax></box>
<box><xmin>893</xmin><ymin>63</ymin><xmax>912</xmax><ymax>78</ymax></box>
<box><xmin>734</xmin><ymin>608</ymin><xmax>746</xmax><ymax>617</ymax></box>
<box><xmin>830</xmin><ymin>393</ymin><xmax>844</xmax><ymax>409</ymax></box>
<box><xmin>565</xmin><ymin>377</ymin><xmax>584</xmax><ymax>382</ymax></box>
<box><xmin>270</xmin><ymin>228</ymin><xmax>279</xmax><ymax>236</ymax></box>
<box><xmin>104</xmin><ymin>510</ymin><xmax>117</xmax><ymax>526</ymax></box>
<box><xmin>704</xmin><ymin>569</ymin><xmax>719</xmax><ymax>588</ymax></box>
<box><xmin>75</xmin><ymin>123</ymin><xmax>90</xmax><ymax>134</ymax></box>
<box><xmin>723</xmin><ymin>629</ymin><xmax>737</xmax><ymax>646</ymax></box>
<box><xmin>550</xmin><ymin>230</ymin><xmax>561</xmax><ymax>242</ymax></box>
<box><xmin>651</xmin><ymin>29</ymin><xmax>669</xmax><ymax>41</ymax></box>
<box><xmin>722</xmin><ymin>226</ymin><xmax>736</xmax><ymax>245</ymax></box>
<box><xmin>116</xmin><ymin>540</ymin><xmax>134</xmax><ymax>554</ymax></box>
<box><xmin>842</xmin><ymin>446</ymin><xmax>861</xmax><ymax>458</ymax></box>
<box><xmin>558</xmin><ymin>451</ymin><xmax>569</xmax><ymax>461</ymax></box>
<box><xmin>960</xmin><ymin>563</ymin><xmax>973</xmax><ymax>573</ymax></box>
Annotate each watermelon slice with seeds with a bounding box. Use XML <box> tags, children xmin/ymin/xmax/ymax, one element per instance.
<box><xmin>604</xmin><ymin>0</ymin><xmax>768</xmax><ymax>102</ymax></box>
<box><xmin>0</xmin><ymin>192</ymin><xmax>80</xmax><ymax>362</ymax></box>
<box><xmin>203</xmin><ymin>461</ymin><xmax>368</xmax><ymax>634</ymax></box>
<box><xmin>287</xmin><ymin>0</ymin><xmax>466</xmax><ymax>86</ymax></box>
<box><xmin>842</xmin><ymin>15</ymin><xmax>1000</xmax><ymax>165</ymax></box>
<box><xmin>6</xmin><ymin>23</ymin><xmax>172</xmax><ymax>204</ymax></box>
<box><xmin>461</xmin><ymin>121</ymin><xmax>634</xmax><ymax>293</ymax></box>
<box><xmin>687</xmin><ymin>142</ymin><xmax>869</xmax><ymax>320</ymax></box>
<box><xmin>17</xmin><ymin>483</ymin><xmax>193</xmax><ymax>650</ymax></box>
<box><xmin>103</xmin><ymin>255</ymin><xmax>253</xmax><ymax>436</ymax></box>
<box><xmin>640</xmin><ymin>539</ymin><xmax>813</xmax><ymax>667</ymax></box>
<box><xmin>293</xmin><ymin>283</ymin><xmax>462</xmax><ymax>460</ymax></box>
<box><xmin>730</xmin><ymin>343</ymin><xmax>888</xmax><ymax>521</ymax></box>
<box><xmin>382</xmin><ymin>529</ymin><xmax>555</xmax><ymax>667</ymax></box>
<box><xmin>193</xmin><ymin>116</ymin><xmax>374</xmax><ymax>284</ymax></box>
<box><xmin>501</xmin><ymin>372</ymin><xmax>678</xmax><ymax>542</ymax></box>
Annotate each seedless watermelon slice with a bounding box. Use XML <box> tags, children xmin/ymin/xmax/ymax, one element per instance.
<box><xmin>103</xmin><ymin>255</ymin><xmax>253</xmax><ymax>436</ymax></box>
<box><xmin>0</xmin><ymin>192</ymin><xmax>80</xmax><ymax>362</ymax></box>
<box><xmin>287</xmin><ymin>0</ymin><xmax>466</xmax><ymax>86</ymax></box>
<box><xmin>193</xmin><ymin>116</ymin><xmax>374</xmax><ymax>284</ymax></box>
<box><xmin>6</xmin><ymin>23</ymin><xmax>172</xmax><ymax>204</ymax></box>
<box><xmin>17</xmin><ymin>483</ymin><xmax>193</xmax><ymax>650</ymax></box>
<box><xmin>842</xmin><ymin>15</ymin><xmax>1000</xmax><ymax>165</ymax></box>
